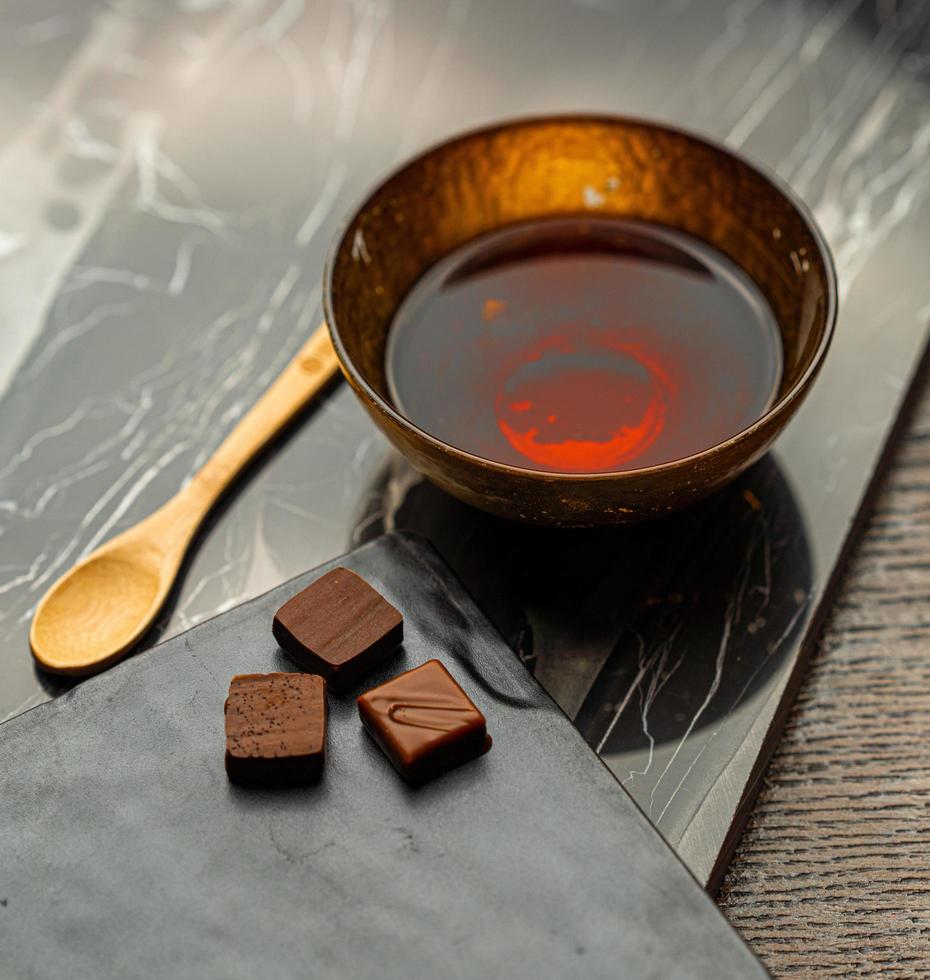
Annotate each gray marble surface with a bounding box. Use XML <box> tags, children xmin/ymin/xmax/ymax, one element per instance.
<box><xmin>1</xmin><ymin>0</ymin><xmax>929</xmax><ymax>886</ymax></box>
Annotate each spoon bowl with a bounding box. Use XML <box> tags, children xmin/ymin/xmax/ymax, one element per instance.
<box><xmin>30</xmin><ymin>539</ymin><xmax>169</xmax><ymax>676</ymax></box>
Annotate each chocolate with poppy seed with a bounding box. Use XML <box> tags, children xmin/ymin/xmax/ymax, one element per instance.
<box><xmin>224</xmin><ymin>672</ymin><xmax>326</xmax><ymax>785</ymax></box>
<box><xmin>273</xmin><ymin>567</ymin><xmax>403</xmax><ymax>692</ymax></box>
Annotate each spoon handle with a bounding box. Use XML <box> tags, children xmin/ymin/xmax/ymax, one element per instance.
<box><xmin>181</xmin><ymin>324</ymin><xmax>340</xmax><ymax>517</ymax></box>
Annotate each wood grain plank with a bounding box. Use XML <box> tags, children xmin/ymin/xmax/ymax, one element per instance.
<box><xmin>719</xmin><ymin>368</ymin><xmax>930</xmax><ymax>977</ymax></box>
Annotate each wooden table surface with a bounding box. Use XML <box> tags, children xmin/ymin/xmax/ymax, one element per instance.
<box><xmin>719</xmin><ymin>364</ymin><xmax>930</xmax><ymax>977</ymax></box>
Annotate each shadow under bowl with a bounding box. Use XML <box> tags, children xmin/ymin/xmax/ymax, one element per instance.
<box><xmin>324</xmin><ymin>114</ymin><xmax>837</xmax><ymax>526</ymax></box>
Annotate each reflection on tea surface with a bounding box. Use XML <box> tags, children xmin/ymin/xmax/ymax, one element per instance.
<box><xmin>386</xmin><ymin>217</ymin><xmax>783</xmax><ymax>473</ymax></box>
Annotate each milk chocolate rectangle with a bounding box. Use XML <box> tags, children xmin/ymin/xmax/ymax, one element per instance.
<box><xmin>357</xmin><ymin>659</ymin><xmax>491</xmax><ymax>783</ymax></box>
<box><xmin>273</xmin><ymin>567</ymin><xmax>403</xmax><ymax>692</ymax></box>
<box><xmin>224</xmin><ymin>672</ymin><xmax>326</xmax><ymax>785</ymax></box>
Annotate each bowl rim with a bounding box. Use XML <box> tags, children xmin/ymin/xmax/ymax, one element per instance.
<box><xmin>323</xmin><ymin>111</ymin><xmax>838</xmax><ymax>482</ymax></box>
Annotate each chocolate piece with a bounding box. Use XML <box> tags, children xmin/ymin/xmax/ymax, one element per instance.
<box><xmin>357</xmin><ymin>659</ymin><xmax>491</xmax><ymax>783</ymax></box>
<box><xmin>224</xmin><ymin>673</ymin><xmax>326</xmax><ymax>785</ymax></box>
<box><xmin>273</xmin><ymin>568</ymin><xmax>403</xmax><ymax>692</ymax></box>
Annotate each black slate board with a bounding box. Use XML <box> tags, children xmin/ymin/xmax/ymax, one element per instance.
<box><xmin>0</xmin><ymin>533</ymin><xmax>766</xmax><ymax>980</ymax></box>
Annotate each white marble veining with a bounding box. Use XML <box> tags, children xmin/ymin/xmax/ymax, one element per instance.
<box><xmin>0</xmin><ymin>0</ymin><xmax>928</xmax><ymax>885</ymax></box>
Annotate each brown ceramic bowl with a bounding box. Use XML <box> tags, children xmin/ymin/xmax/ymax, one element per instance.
<box><xmin>324</xmin><ymin>115</ymin><xmax>837</xmax><ymax>526</ymax></box>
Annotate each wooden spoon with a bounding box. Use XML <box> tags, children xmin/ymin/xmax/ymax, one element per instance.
<box><xmin>30</xmin><ymin>324</ymin><xmax>340</xmax><ymax>677</ymax></box>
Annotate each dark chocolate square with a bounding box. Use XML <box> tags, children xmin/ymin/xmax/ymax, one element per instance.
<box><xmin>273</xmin><ymin>567</ymin><xmax>403</xmax><ymax>692</ymax></box>
<box><xmin>224</xmin><ymin>672</ymin><xmax>326</xmax><ymax>785</ymax></box>
<box><xmin>357</xmin><ymin>659</ymin><xmax>491</xmax><ymax>783</ymax></box>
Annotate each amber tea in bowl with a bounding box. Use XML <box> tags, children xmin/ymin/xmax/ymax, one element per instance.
<box><xmin>324</xmin><ymin>115</ymin><xmax>836</xmax><ymax>525</ymax></box>
<box><xmin>386</xmin><ymin>216</ymin><xmax>782</xmax><ymax>474</ymax></box>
